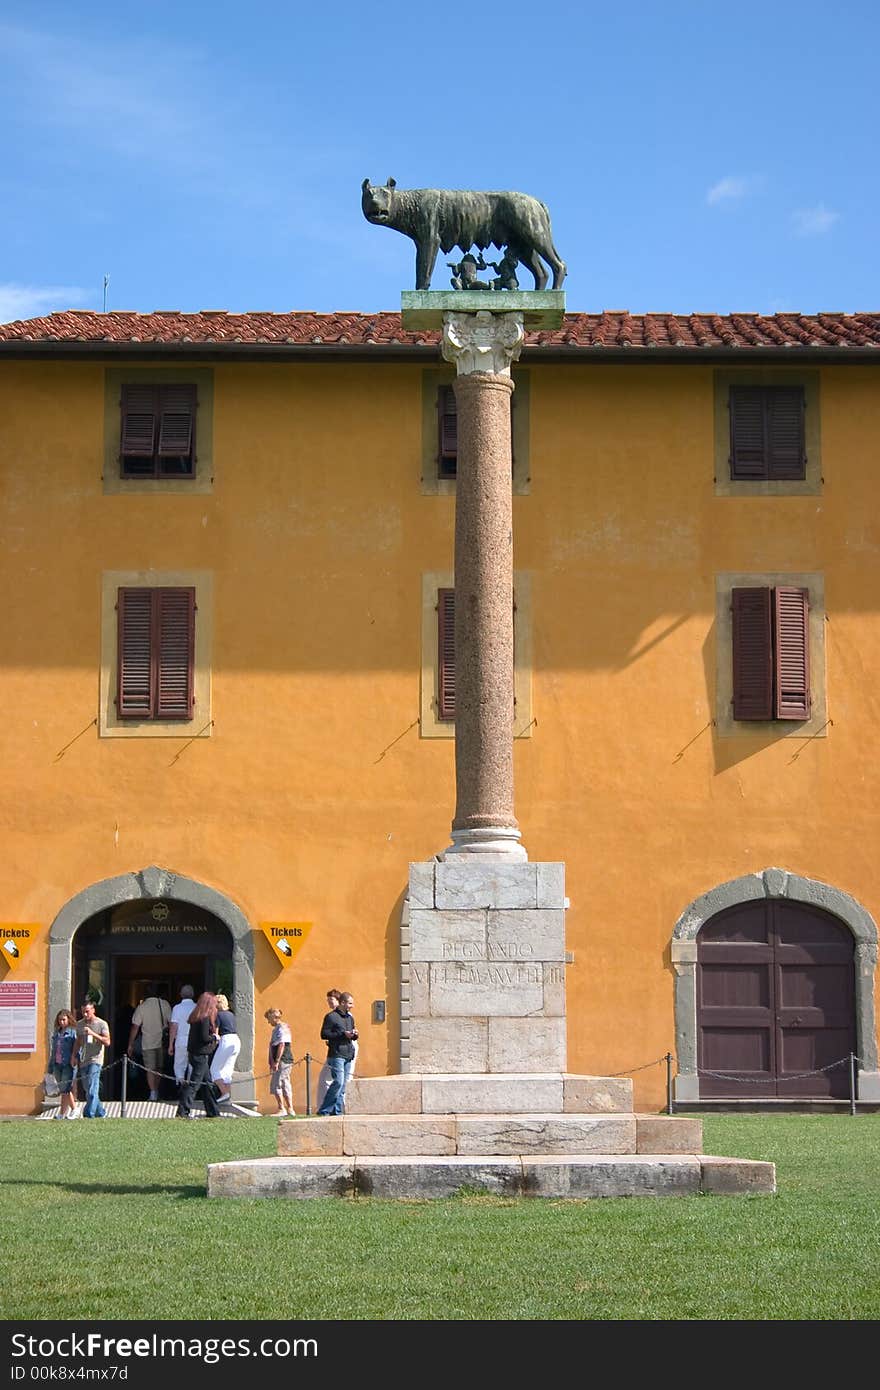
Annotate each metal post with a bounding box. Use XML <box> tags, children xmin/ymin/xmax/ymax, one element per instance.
<box><xmin>849</xmin><ymin>1052</ymin><xmax>857</xmax><ymax>1116</ymax></box>
<box><xmin>666</xmin><ymin>1052</ymin><xmax>674</xmax><ymax>1115</ymax></box>
<box><xmin>120</xmin><ymin>1055</ymin><xmax>127</xmax><ymax>1119</ymax></box>
<box><xmin>304</xmin><ymin>1052</ymin><xmax>312</xmax><ymax>1116</ymax></box>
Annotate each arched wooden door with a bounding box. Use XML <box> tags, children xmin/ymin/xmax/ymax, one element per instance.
<box><xmin>697</xmin><ymin>899</ymin><xmax>855</xmax><ymax>1097</ymax></box>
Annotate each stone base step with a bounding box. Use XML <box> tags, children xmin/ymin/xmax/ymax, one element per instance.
<box><xmin>346</xmin><ymin>1073</ymin><xmax>633</xmax><ymax>1116</ymax></box>
<box><xmin>208</xmin><ymin>1153</ymin><xmax>775</xmax><ymax>1200</ymax></box>
<box><xmin>278</xmin><ymin>1113</ymin><xmax>702</xmax><ymax>1157</ymax></box>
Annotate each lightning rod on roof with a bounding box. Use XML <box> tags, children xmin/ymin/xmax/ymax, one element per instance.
<box><xmin>103</xmin><ymin>274</ymin><xmax>110</xmax><ymax>313</ymax></box>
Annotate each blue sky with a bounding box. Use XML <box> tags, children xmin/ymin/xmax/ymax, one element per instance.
<box><xmin>1</xmin><ymin>0</ymin><xmax>877</xmax><ymax>321</ymax></box>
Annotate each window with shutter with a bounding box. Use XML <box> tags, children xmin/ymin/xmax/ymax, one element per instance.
<box><xmin>121</xmin><ymin>384</ymin><xmax>196</xmax><ymax>478</ymax></box>
<box><xmin>437</xmin><ymin>588</ymin><xmax>456</xmax><ymax>720</ymax></box>
<box><xmin>116</xmin><ymin>587</ymin><xmax>195</xmax><ymax>721</ymax></box>
<box><xmin>729</xmin><ymin>386</ymin><xmax>806</xmax><ymax>481</ymax></box>
<box><xmin>731</xmin><ymin>585</ymin><xmax>810</xmax><ymax>721</ymax></box>
<box><xmin>435</xmin><ymin>385</ymin><xmax>516</xmax><ymax>480</ymax></box>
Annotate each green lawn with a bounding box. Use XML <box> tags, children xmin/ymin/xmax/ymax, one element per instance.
<box><xmin>1</xmin><ymin>1115</ymin><xmax>878</xmax><ymax>1320</ymax></box>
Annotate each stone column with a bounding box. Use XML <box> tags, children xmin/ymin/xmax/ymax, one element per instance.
<box><xmin>441</xmin><ymin>310</ymin><xmax>526</xmax><ymax>860</ymax></box>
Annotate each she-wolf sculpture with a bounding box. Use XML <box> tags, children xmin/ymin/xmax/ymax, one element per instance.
<box><xmin>361</xmin><ymin>177</ymin><xmax>566</xmax><ymax>291</ymax></box>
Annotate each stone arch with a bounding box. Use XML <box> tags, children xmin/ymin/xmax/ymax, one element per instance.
<box><xmin>48</xmin><ymin>866</ymin><xmax>256</xmax><ymax>1104</ymax></box>
<box><xmin>670</xmin><ymin>868</ymin><xmax>879</xmax><ymax>1102</ymax></box>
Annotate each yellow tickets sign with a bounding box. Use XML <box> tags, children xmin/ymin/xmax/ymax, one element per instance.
<box><xmin>0</xmin><ymin>925</ymin><xmax>40</xmax><ymax>972</ymax></box>
<box><xmin>260</xmin><ymin>922</ymin><xmax>313</xmax><ymax>969</ymax></box>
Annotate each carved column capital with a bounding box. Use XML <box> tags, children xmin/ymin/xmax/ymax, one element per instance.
<box><xmin>441</xmin><ymin>310</ymin><xmax>524</xmax><ymax>377</ymax></box>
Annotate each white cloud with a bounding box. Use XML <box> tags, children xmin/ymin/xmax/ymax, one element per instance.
<box><xmin>792</xmin><ymin>204</ymin><xmax>840</xmax><ymax>237</ymax></box>
<box><xmin>0</xmin><ymin>284</ymin><xmax>90</xmax><ymax>324</ymax></box>
<box><xmin>707</xmin><ymin>175</ymin><xmax>753</xmax><ymax>206</ymax></box>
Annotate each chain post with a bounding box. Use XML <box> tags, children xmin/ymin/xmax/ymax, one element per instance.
<box><xmin>120</xmin><ymin>1054</ymin><xmax>127</xmax><ymax>1119</ymax></box>
<box><xmin>305</xmin><ymin>1052</ymin><xmax>312</xmax><ymax>1116</ymax></box>
<box><xmin>666</xmin><ymin>1052</ymin><xmax>674</xmax><ymax>1114</ymax></box>
<box><xmin>849</xmin><ymin>1052</ymin><xmax>857</xmax><ymax>1116</ymax></box>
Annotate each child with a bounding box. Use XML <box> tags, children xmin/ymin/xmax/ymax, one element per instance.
<box><xmin>264</xmin><ymin>1007</ymin><xmax>295</xmax><ymax>1117</ymax></box>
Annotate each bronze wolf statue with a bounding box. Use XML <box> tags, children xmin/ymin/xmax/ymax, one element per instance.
<box><xmin>361</xmin><ymin>178</ymin><xmax>566</xmax><ymax>291</ymax></box>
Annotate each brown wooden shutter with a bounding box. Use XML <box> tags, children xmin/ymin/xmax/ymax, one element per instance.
<box><xmin>732</xmin><ymin>587</ymin><xmax>773</xmax><ymax>719</ymax></box>
<box><xmin>438</xmin><ymin>386</ymin><xmax>458</xmax><ymax>477</ymax></box>
<box><xmin>774</xmin><ymin>586</ymin><xmax>810</xmax><ymax>719</ymax></box>
<box><xmin>766</xmin><ymin>387</ymin><xmax>806</xmax><ymax>480</ymax></box>
<box><xmin>117</xmin><ymin>588</ymin><xmax>155</xmax><ymax>718</ymax></box>
<box><xmin>157</xmin><ymin>385</ymin><xmax>196</xmax><ymax>461</ymax></box>
<box><xmin>437</xmin><ymin>588</ymin><xmax>456</xmax><ymax>721</ymax></box>
<box><xmin>729</xmin><ymin>387</ymin><xmax>766</xmax><ymax>479</ymax></box>
<box><xmin>120</xmin><ymin>385</ymin><xmax>159</xmax><ymax>458</ymax></box>
<box><xmin>155</xmin><ymin>588</ymin><xmax>196</xmax><ymax>719</ymax></box>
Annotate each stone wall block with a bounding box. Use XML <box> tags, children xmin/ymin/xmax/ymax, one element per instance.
<box><xmin>700</xmin><ymin>1157</ymin><xmax>776</xmax><ymax>1194</ymax></box>
<box><xmin>536</xmin><ymin>863</ymin><xmax>566</xmax><ymax>908</ymax></box>
<box><xmin>343</xmin><ymin>1117</ymin><xmax>457</xmax><ymax>1157</ymax></box>
<box><xmin>408</xmin><ymin>964</ymin><xmax>430</xmax><ymax>1017</ymax></box>
<box><xmin>457</xmin><ymin>1114</ymin><xmax>635</xmax><ymax>1155</ymax></box>
<box><xmin>563</xmin><ymin>1075</ymin><xmax>633</xmax><ymax>1113</ymax></box>
<box><xmin>355</xmin><ymin>1156</ymin><xmax>522</xmax><ymax>1199</ymax></box>
<box><xmin>408</xmin><ymin>862</ymin><xmax>436</xmax><ymax>908</ymax></box>
<box><xmin>277</xmin><ymin>1118</ymin><xmax>343</xmax><ymax>1157</ymax></box>
<box><xmin>487</xmin><ymin>908</ymin><xmax>565</xmax><ymax>962</ymax></box>
<box><xmin>522</xmin><ymin>1155</ymin><xmax>701</xmax><ymax>1198</ymax></box>
<box><xmin>488</xmin><ymin>1017</ymin><xmax>566</xmax><ymax>1072</ymax></box>
<box><xmin>207</xmin><ymin>1157</ymin><xmax>356</xmax><ymax>1198</ymax></box>
<box><xmin>542</xmin><ymin>963</ymin><xmax>567</xmax><ymax>1017</ymax></box>
<box><xmin>635</xmin><ymin>1115</ymin><xmax>703</xmax><ymax>1154</ymax></box>
<box><xmin>429</xmin><ymin>959</ymin><xmax>543</xmax><ymax>1016</ymax></box>
<box><xmin>435</xmin><ymin>862</ymin><xmax>537</xmax><ymax>909</ymax></box>
<box><xmin>408</xmin><ymin>1018</ymin><xmax>488</xmax><ymax>1073</ymax></box>
<box><xmin>422</xmin><ymin>1073</ymin><xmax>563</xmax><ymax>1113</ymax></box>
<box><xmin>345</xmin><ymin>1076</ymin><xmax>422</xmax><ymax>1114</ymax></box>
<box><xmin>410</xmin><ymin>908</ymin><xmax>487</xmax><ymax>961</ymax></box>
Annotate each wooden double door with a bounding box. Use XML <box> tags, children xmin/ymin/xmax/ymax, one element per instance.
<box><xmin>697</xmin><ymin>899</ymin><xmax>855</xmax><ymax>1097</ymax></box>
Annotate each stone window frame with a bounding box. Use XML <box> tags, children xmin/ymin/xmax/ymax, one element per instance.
<box><xmin>420</xmin><ymin>367</ymin><xmax>530</xmax><ymax>496</ymax></box>
<box><xmin>670</xmin><ymin>868</ymin><xmax>880</xmax><ymax>1102</ymax></box>
<box><xmin>713</xmin><ymin>368</ymin><xmax>821</xmax><ymax>497</ymax></box>
<box><xmin>420</xmin><ymin>570</ymin><xmax>532</xmax><ymax>739</ymax></box>
<box><xmin>715</xmin><ymin>571</ymin><xmax>827</xmax><ymax>738</ymax></box>
<box><xmin>99</xmin><ymin>569</ymin><xmax>213</xmax><ymax>738</ymax></box>
<box><xmin>103</xmin><ymin>366</ymin><xmax>214</xmax><ymax>495</ymax></box>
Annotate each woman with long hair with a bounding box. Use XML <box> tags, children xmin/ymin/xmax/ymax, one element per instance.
<box><xmin>176</xmin><ymin>992</ymin><xmax>220</xmax><ymax>1119</ymax></box>
<box><xmin>48</xmin><ymin>1009</ymin><xmax>78</xmax><ymax>1119</ymax></box>
<box><xmin>210</xmin><ymin>993</ymin><xmax>241</xmax><ymax>1105</ymax></box>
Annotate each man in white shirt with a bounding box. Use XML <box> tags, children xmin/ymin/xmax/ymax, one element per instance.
<box><xmin>168</xmin><ymin>984</ymin><xmax>196</xmax><ymax>1087</ymax></box>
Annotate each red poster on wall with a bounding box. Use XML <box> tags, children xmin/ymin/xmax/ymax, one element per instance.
<box><xmin>0</xmin><ymin>980</ymin><xmax>37</xmax><ymax>1052</ymax></box>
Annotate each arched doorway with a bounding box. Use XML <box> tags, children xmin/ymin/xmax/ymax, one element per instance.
<box><xmin>73</xmin><ymin>898</ymin><xmax>236</xmax><ymax>1100</ymax></box>
<box><xmin>48</xmin><ymin>867</ymin><xmax>256</xmax><ymax>1105</ymax></box>
<box><xmin>697</xmin><ymin>898</ymin><xmax>854</xmax><ymax>1097</ymax></box>
<box><xmin>671</xmin><ymin>869</ymin><xmax>880</xmax><ymax>1103</ymax></box>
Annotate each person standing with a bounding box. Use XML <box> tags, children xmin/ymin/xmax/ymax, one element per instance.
<box><xmin>317</xmin><ymin>992</ymin><xmax>357</xmax><ymax>1116</ymax></box>
<box><xmin>264</xmin><ymin>1008</ymin><xmax>295</xmax><ymax>1116</ymax></box>
<box><xmin>176</xmin><ymin>993</ymin><xmax>220</xmax><ymax>1119</ymax></box>
<box><xmin>210</xmin><ymin>993</ymin><xmax>241</xmax><ymax>1104</ymax></box>
<box><xmin>128</xmin><ymin>987</ymin><xmax>171</xmax><ymax>1101</ymax></box>
<box><xmin>47</xmin><ymin>1009</ymin><xmax>78</xmax><ymax>1119</ymax></box>
<box><xmin>316</xmin><ymin>989</ymin><xmax>360</xmax><ymax>1109</ymax></box>
<box><xmin>72</xmin><ymin>1000</ymin><xmax>111</xmax><ymax>1119</ymax></box>
<box><xmin>168</xmin><ymin>984</ymin><xmax>196</xmax><ymax>1088</ymax></box>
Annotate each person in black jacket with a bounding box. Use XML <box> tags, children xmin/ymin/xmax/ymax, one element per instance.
<box><xmin>317</xmin><ymin>992</ymin><xmax>357</xmax><ymax>1116</ymax></box>
<box><xmin>176</xmin><ymin>992</ymin><xmax>221</xmax><ymax>1119</ymax></box>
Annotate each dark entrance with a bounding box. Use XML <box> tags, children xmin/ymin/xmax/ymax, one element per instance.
<box><xmin>73</xmin><ymin>898</ymin><xmax>234</xmax><ymax>1101</ymax></box>
<box><xmin>697</xmin><ymin>898</ymin><xmax>855</xmax><ymax>1098</ymax></box>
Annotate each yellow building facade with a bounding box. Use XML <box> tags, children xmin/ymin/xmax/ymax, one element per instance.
<box><xmin>1</xmin><ymin>309</ymin><xmax>879</xmax><ymax>1113</ymax></box>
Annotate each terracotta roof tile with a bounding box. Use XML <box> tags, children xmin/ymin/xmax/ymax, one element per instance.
<box><xmin>0</xmin><ymin>309</ymin><xmax>878</xmax><ymax>352</ymax></box>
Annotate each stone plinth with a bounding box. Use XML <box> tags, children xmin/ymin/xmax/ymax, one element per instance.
<box><xmin>401</xmin><ymin>860</ymin><xmax>567</xmax><ymax>1073</ymax></box>
<box><xmin>401</xmin><ymin>290</ymin><xmax>565</xmax><ymax>331</ymax></box>
<box><xmin>345</xmin><ymin>1073</ymin><xmax>633</xmax><ymax>1115</ymax></box>
<box><xmin>208</xmin><ymin>1153</ymin><xmax>776</xmax><ymax>1200</ymax></box>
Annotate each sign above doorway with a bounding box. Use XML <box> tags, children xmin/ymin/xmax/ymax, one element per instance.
<box><xmin>259</xmin><ymin>922</ymin><xmax>313</xmax><ymax>969</ymax></box>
